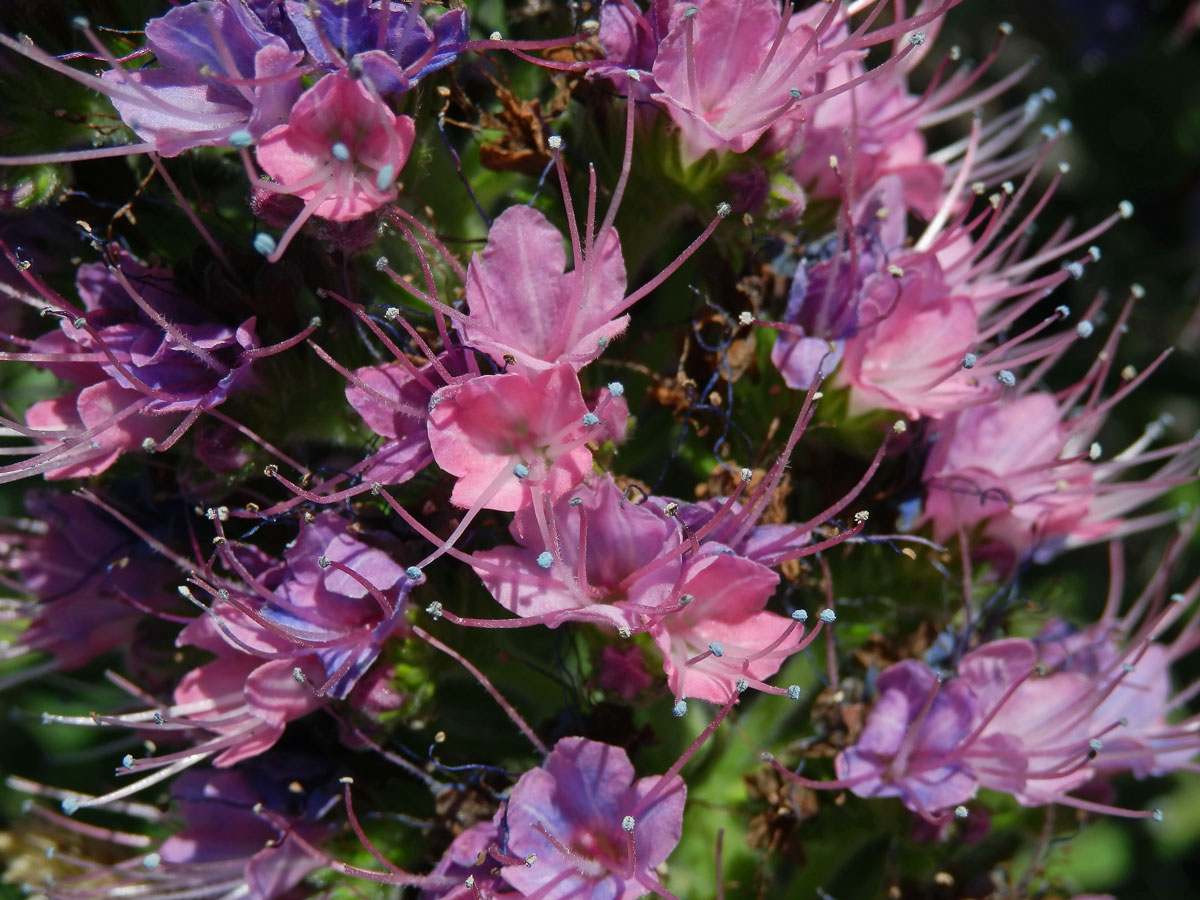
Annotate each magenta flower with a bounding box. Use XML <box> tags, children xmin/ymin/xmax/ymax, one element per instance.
<box><xmin>650</xmin><ymin>0</ymin><xmax>814</xmax><ymax>159</ymax></box>
<box><xmin>922</xmin><ymin>388</ymin><xmax>1200</xmax><ymax>566</ymax></box>
<box><xmin>501</xmin><ymin>737</ymin><xmax>685</xmax><ymax>900</ymax></box>
<box><xmin>472</xmin><ymin>475</ymin><xmax>682</xmax><ymax>630</ymax></box>
<box><xmin>649</xmin><ymin>547</ymin><xmax>796</xmax><ymax>703</ymax></box>
<box><xmin>458</xmin><ymin>205</ymin><xmax>629</xmax><ymax>372</ymax></box>
<box><xmin>254</xmin><ymin>69</ymin><xmax>415</xmax><ymax>258</ymax></box>
<box><xmin>427</xmin><ymin>366</ymin><xmax>621</xmax><ymax>513</ymax></box>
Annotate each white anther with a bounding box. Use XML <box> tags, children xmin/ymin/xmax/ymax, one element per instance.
<box><xmin>962</xmin><ymin>353</ymin><xmax>977</xmax><ymax>369</ymax></box>
<box><xmin>853</xmin><ymin>510</ymin><xmax>869</xmax><ymax>524</ymax></box>
<box><xmin>739</xmin><ymin>311</ymin><xmax>754</xmax><ymax>326</ymax></box>
<box><xmin>384</xmin><ymin>306</ymin><xmax>401</xmax><ymax>320</ymax></box>
<box><xmin>1130</xmin><ymin>283</ymin><xmax>1145</xmax><ymax>298</ymax></box>
<box><xmin>1076</xmin><ymin>320</ymin><xmax>1094</xmax><ymax>338</ymax></box>
<box><xmin>740</xmin><ymin>467</ymin><xmax>753</xmax><ymax>483</ymax></box>
<box><xmin>997</xmin><ymin>370</ymin><xmax>1017</xmax><ymax>387</ymax></box>
<box><xmin>886</xmin><ymin>264</ymin><xmax>904</xmax><ymax>278</ymax></box>
<box><xmin>716</xmin><ymin>201</ymin><xmax>732</xmax><ymax>217</ymax></box>
<box><xmin>547</xmin><ymin>135</ymin><xmax>564</xmax><ymax>150</ymax></box>
<box><xmin>1089</xmin><ymin>442</ymin><xmax>1102</xmax><ymax>460</ymax></box>
<box><xmin>622</xmin><ymin>816</ymin><xmax>636</xmax><ymax>832</ymax></box>
<box><xmin>1118</xmin><ymin>200</ymin><xmax>1134</xmax><ymax>219</ymax></box>
<box><xmin>426</xmin><ymin>601</ymin><xmax>443</xmax><ymax>620</ymax></box>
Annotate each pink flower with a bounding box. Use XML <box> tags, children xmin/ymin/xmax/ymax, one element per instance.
<box><xmin>471</xmin><ymin>475</ymin><xmax>682</xmax><ymax>630</ymax></box>
<box><xmin>810</xmin><ymin>580</ymin><xmax>1200</xmax><ymax>821</ymax></box>
<box><xmin>427</xmin><ymin>366</ymin><xmax>621</xmax><ymax>513</ymax></box>
<box><xmin>829</xmin><ymin>251</ymin><xmax>1000</xmax><ymax>419</ymax></box>
<box><xmin>650</xmin><ymin>0</ymin><xmax>812</xmax><ymax>160</ymax></box>
<box><xmin>500</xmin><ymin>737</ymin><xmax>685</xmax><ymax>900</ymax></box>
<box><xmin>922</xmin><ymin>389</ymin><xmax>1200</xmax><ymax>566</ymax></box>
<box><xmin>649</xmin><ymin>547</ymin><xmax>796</xmax><ymax>703</ymax></box>
<box><xmin>458</xmin><ymin>205</ymin><xmax>629</xmax><ymax>372</ymax></box>
<box><xmin>254</xmin><ymin>70</ymin><xmax>415</xmax><ymax>258</ymax></box>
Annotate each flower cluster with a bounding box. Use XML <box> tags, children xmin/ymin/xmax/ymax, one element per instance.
<box><xmin>1</xmin><ymin>2</ymin><xmax>1197</xmax><ymax>899</ymax></box>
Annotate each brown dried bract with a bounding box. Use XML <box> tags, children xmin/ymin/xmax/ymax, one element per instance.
<box><xmin>788</xmin><ymin>681</ymin><xmax>867</xmax><ymax>759</ymax></box>
<box><xmin>744</xmin><ymin>766</ymin><xmax>819</xmax><ymax>858</ymax></box>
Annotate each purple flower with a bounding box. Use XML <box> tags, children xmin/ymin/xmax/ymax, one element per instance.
<box><xmin>101</xmin><ymin>0</ymin><xmax>305</xmax><ymax>156</ymax></box>
<box><xmin>502</xmin><ymin>738</ymin><xmax>685</xmax><ymax>900</ymax></box>
<box><xmin>835</xmin><ymin>660</ymin><xmax>981</xmax><ymax>817</ymax></box>
<box><xmin>4</xmin><ymin>251</ymin><xmax>258</xmax><ymax>482</ymax></box>
<box><xmin>2</xmin><ymin>493</ymin><xmax>175</xmax><ymax>675</ymax></box>
<box><xmin>282</xmin><ymin>0</ymin><xmax>468</xmax><ymax>94</ymax></box>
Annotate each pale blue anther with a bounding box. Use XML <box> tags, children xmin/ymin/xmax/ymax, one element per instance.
<box><xmin>672</xmin><ymin>699</ymin><xmax>688</xmax><ymax>717</ymax></box>
<box><xmin>819</xmin><ymin>609</ymin><xmax>837</xmax><ymax>623</ymax></box>
<box><xmin>252</xmin><ymin>232</ymin><xmax>274</xmax><ymax>256</ymax></box>
<box><xmin>582</xmin><ymin>413</ymin><xmax>600</xmax><ymax>427</ymax></box>
<box><xmin>513</xmin><ymin>463</ymin><xmax>530</xmax><ymax>479</ymax></box>
<box><xmin>607</xmin><ymin>381</ymin><xmax>625</xmax><ymax>397</ymax></box>
<box><xmin>537</xmin><ymin>551</ymin><xmax>554</xmax><ymax>569</ymax></box>
<box><xmin>406</xmin><ymin>565</ymin><xmax>423</xmax><ymax>580</ymax></box>
<box><xmin>253</xmin><ymin>233</ymin><xmax>277</xmax><ymax>257</ymax></box>
<box><xmin>792</xmin><ymin>609</ymin><xmax>808</xmax><ymax>622</ymax></box>
<box><xmin>708</xmin><ymin>641</ymin><xmax>724</xmax><ymax>657</ymax></box>
<box><xmin>331</xmin><ymin>142</ymin><xmax>351</xmax><ymax>162</ymax></box>
<box><xmin>787</xmin><ymin>685</ymin><xmax>802</xmax><ymax>700</ymax></box>
<box><xmin>375</xmin><ymin>165</ymin><xmax>395</xmax><ymax>191</ymax></box>
<box><xmin>229</xmin><ymin>129</ymin><xmax>253</xmax><ymax>148</ymax></box>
